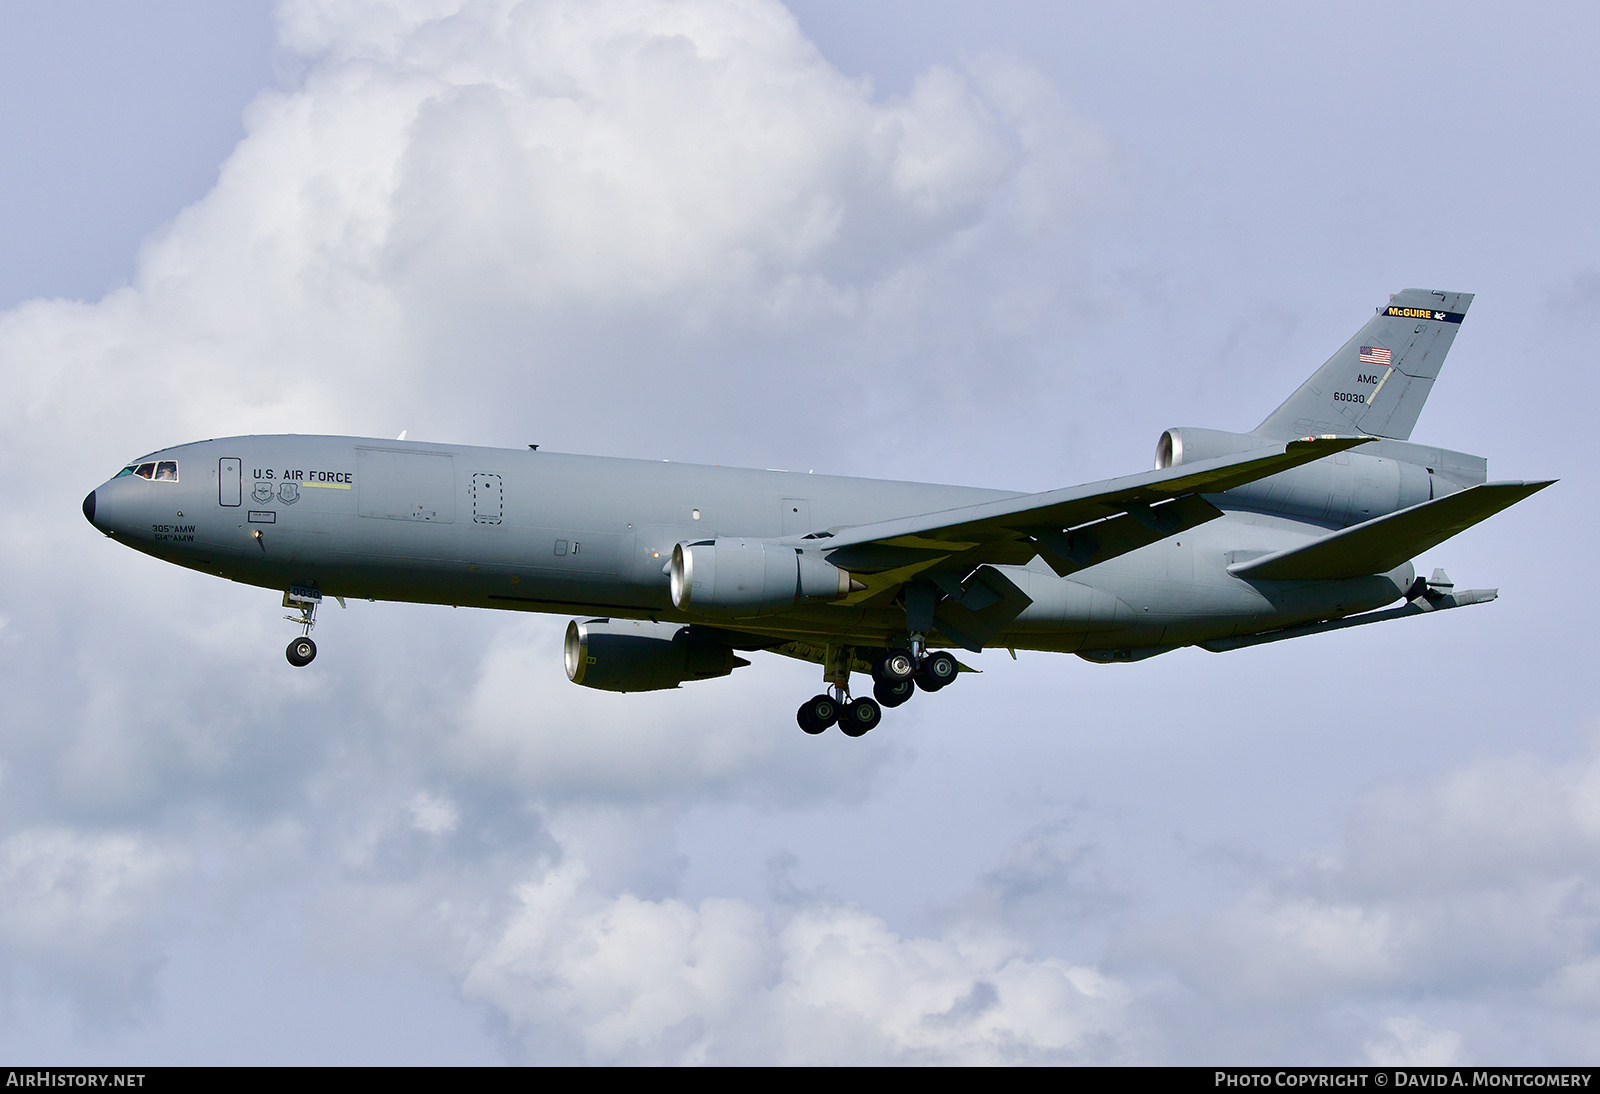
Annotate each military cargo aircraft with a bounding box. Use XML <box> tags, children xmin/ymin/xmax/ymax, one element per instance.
<box><xmin>83</xmin><ymin>289</ymin><xmax>1549</xmax><ymax>736</ymax></box>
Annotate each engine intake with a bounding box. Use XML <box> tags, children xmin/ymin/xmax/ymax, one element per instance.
<box><xmin>1155</xmin><ymin>427</ymin><xmax>1270</xmax><ymax>469</ymax></box>
<box><xmin>670</xmin><ymin>539</ymin><xmax>851</xmax><ymax>616</ymax></box>
<box><xmin>564</xmin><ymin>618</ymin><xmax>748</xmax><ymax>692</ymax></box>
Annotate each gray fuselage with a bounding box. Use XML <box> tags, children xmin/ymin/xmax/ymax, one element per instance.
<box><xmin>84</xmin><ymin>434</ymin><xmax>1417</xmax><ymax>657</ymax></box>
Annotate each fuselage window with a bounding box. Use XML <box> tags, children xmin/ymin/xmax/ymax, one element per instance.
<box><xmin>154</xmin><ymin>461</ymin><xmax>179</xmax><ymax>482</ymax></box>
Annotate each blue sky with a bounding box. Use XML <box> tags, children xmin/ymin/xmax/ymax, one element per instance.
<box><xmin>0</xmin><ymin>0</ymin><xmax>1595</xmax><ymax>1063</ymax></box>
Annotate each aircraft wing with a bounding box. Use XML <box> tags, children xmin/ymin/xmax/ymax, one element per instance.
<box><xmin>818</xmin><ymin>436</ymin><xmax>1371</xmax><ymax>604</ymax></box>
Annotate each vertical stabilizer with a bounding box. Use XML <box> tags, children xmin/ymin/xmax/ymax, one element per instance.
<box><xmin>1256</xmin><ymin>289</ymin><xmax>1473</xmax><ymax>441</ymax></box>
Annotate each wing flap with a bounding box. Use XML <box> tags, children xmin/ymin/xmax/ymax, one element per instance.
<box><xmin>932</xmin><ymin>565</ymin><xmax>1033</xmax><ymax>652</ymax></box>
<box><xmin>1026</xmin><ymin>494</ymin><xmax>1223</xmax><ymax>577</ymax></box>
<box><xmin>1229</xmin><ymin>480</ymin><xmax>1555</xmax><ymax>581</ymax></box>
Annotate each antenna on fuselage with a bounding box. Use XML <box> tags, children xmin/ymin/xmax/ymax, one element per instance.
<box><xmin>396</xmin><ymin>430</ymin><xmax>407</xmax><ymax>440</ymax></box>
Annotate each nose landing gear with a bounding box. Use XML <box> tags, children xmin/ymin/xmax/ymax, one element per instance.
<box><xmin>286</xmin><ymin>635</ymin><xmax>317</xmax><ymax>667</ymax></box>
<box><xmin>283</xmin><ymin>585</ymin><xmax>323</xmax><ymax>667</ymax></box>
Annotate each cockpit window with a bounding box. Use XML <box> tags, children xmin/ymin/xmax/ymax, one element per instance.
<box><xmin>117</xmin><ymin>460</ymin><xmax>178</xmax><ymax>481</ymax></box>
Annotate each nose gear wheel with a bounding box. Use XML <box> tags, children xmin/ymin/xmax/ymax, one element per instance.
<box><xmin>286</xmin><ymin>636</ymin><xmax>317</xmax><ymax>666</ymax></box>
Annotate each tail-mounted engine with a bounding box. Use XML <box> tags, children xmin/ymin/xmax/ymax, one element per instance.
<box><xmin>564</xmin><ymin>618</ymin><xmax>749</xmax><ymax>692</ymax></box>
<box><xmin>1154</xmin><ymin>427</ymin><xmax>1270</xmax><ymax>470</ymax></box>
<box><xmin>1155</xmin><ymin>426</ymin><xmax>1481</xmax><ymax>525</ymax></box>
<box><xmin>670</xmin><ymin>539</ymin><xmax>853</xmax><ymax>616</ymax></box>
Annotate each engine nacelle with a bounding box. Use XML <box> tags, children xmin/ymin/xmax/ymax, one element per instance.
<box><xmin>564</xmin><ymin>618</ymin><xmax>748</xmax><ymax>693</ymax></box>
<box><xmin>1156</xmin><ymin>426</ymin><xmax>1443</xmax><ymax>525</ymax></box>
<box><xmin>669</xmin><ymin>539</ymin><xmax>851</xmax><ymax>616</ymax></box>
<box><xmin>1155</xmin><ymin>427</ymin><xmax>1271</xmax><ymax>470</ymax></box>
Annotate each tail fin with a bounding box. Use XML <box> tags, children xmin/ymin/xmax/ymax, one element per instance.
<box><xmin>1256</xmin><ymin>288</ymin><xmax>1474</xmax><ymax>441</ymax></box>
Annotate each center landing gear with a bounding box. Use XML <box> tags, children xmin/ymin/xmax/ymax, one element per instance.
<box><xmin>283</xmin><ymin>585</ymin><xmax>323</xmax><ymax>667</ymax></box>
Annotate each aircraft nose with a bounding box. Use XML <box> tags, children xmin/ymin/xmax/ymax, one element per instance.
<box><xmin>82</xmin><ymin>490</ymin><xmax>97</xmax><ymax>526</ymax></box>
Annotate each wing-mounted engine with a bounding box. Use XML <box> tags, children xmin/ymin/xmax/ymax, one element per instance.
<box><xmin>670</xmin><ymin>539</ymin><xmax>855</xmax><ymax>616</ymax></box>
<box><xmin>564</xmin><ymin>618</ymin><xmax>750</xmax><ymax>692</ymax></box>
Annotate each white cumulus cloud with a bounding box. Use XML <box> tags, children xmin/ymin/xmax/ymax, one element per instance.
<box><xmin>460</xmin><ymin>850</ymin><xmax>1129</xmax><ymax>1064</ymax></box>
<box><xmin>0</xmin><ymin>0</ymin><xmax>1110</xmax><ymax>1045</ymax></box>
<box><xmin>1127</xmin><ymin>744</ymin><xmax>1600</xmax><ymax>1061</ymax></box>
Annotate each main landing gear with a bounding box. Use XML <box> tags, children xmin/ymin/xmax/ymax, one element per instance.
<box><xmin>795</xmin><ymin>643</ymin><xmax>959</xmax><ymax>737</ymax></box>
<box><xmin>797</xmin><ymin>690</ymin><xmax>882</xmax><ymax>736</ymax></box>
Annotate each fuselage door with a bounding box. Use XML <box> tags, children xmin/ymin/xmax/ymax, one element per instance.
<box><xmin>472</xmin><ymin>473</ymin><xmax>503</xmax><ymax>524</ymax></box>
<box><xmin>357</xmin><ymin>449</ymin><xmax>455</xmax><ymax>522</ymax></box>
<box><xmin>219</xmin><ymin>457</ymin><xmax>242</xmax><ymax>506</ymax></box>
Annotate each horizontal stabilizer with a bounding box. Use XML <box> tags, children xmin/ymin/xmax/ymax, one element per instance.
<box><xmin>1230</xmin><ymin>480</ymin><xmax>1554</xmax><ymax>581</ymax></box>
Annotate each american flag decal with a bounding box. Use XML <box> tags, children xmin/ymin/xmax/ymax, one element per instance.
<box><xmin>1359</xmin><ymin>346</ymin><xmax>1392</xmax><ymax>366</ymax></box>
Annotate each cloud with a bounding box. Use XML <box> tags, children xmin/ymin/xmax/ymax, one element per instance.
<box><xmin>0</xmin><ymin>0</ymin><xmax>1104</xmax><ymax>474</ymax></box>
<box><xmin>0</xmin><ymin>0</ymin><xmax>1110</xmax><ymax>1042</ymax></box>
<box><xmin>1363</xmin><ymin>1015</ymin><xmax>1463</xmax><ymax>1067</ymax></box>
<box><xmin>459</xmin><ymin>849</ymin><xmax>1129</xmax><ymax>1064</ymax></box>
<box><xmin>1125</xmin><ymin>744</ymin><xmax>1600</xmax><ymax>1061</ymax></box>
<box><xmin>448</xmin><ymin>619</ymin><xmax>906</xmax><ymax>806</ymax></box>
<box><xmin>16</xmin><ymin>0</ymin><xmax>1586</xmax><ymax>1067</ymax></box>
<box><xmin>256</xmin><ymin>742</ymin><xmax>1600</xmax><ymax>1063</ymax></box>
<box><xmin>0</xmin><ymin>828</ymin><xmax>184</xmax><ymax>1027</ymax></box>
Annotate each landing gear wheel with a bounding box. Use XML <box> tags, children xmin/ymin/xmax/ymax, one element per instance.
<box><xmin>797</xmin><ymin>693</ymin><xmax>840</xmax><ymax>735</ymax></box>
<box><xmin>875</xmin><ymin>648</ymin><xmax>916</xmax><ymax>684</ymax></box>
<box><xmin>840</xmin><ymin>697</ymin><xmax>882</xmax><ymax>737</ymax></box>
<box><xmin>286</xmin><ymin>636</ymin><xmax>317</xmax><ymax>667</ymax></box>
<box><xmin>915</xmin><ymin>650</ymin><xmax>958</xmax><ymax>691</ymax></box>
<box><xmin>873</xmin><ymin>677</ymin><xmax>915</xmax><ymax>708</ymax></box>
